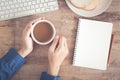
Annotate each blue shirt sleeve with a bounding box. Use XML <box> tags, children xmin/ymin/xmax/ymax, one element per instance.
<box><xmin>40</xmin><ymin>72</ymin><xmax>61</xmax><ymax>80</ymax></box>
<box><xmin>0</xmin><ymin>48</ymin><xmax>25</xmax><ymax>80</ymax></box>
<box><xmin>0</xmin><ymin>48</ymin><xmax>61</xmax><ymax>80</ymax></box>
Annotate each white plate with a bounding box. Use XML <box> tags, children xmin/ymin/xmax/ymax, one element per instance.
<box><xmin>65</xmin><ymin>0</ymin><xmax>112</xmax><ymax>17</ymax></box>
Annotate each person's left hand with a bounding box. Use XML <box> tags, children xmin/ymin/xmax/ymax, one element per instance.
<box><xmin>18</xmin><ymin>17</ymin><xmax>44</xmax><ymax>58</ymax></box>
<box><xmin>48</xmin><ymin>35</ymin><xmax>69</xmax><ymax>76</ymax></box>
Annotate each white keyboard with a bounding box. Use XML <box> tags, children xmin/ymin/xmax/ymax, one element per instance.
<box><xmin>0</xmin><ymin>0</ymin><xmax>59</xmax><ymax>21</ymax></box>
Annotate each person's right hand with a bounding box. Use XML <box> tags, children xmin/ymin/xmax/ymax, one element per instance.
<box><xmin>18</xmin><ymin>17</ymin><xmax>44</xmax><ymax>58</ymax></box>
<box><xmin>48</xmin><ymin>35</ymin><xmax>69</xmax><ymax>76</ymax></box>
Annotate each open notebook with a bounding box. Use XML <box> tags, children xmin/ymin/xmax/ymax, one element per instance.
<box><xmin>73</xmin><ymin>19</ymin><xmax>113</xmax><ymax>70</ymax></box>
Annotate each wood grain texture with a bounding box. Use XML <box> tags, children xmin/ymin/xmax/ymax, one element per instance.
<box><xmin>0</xmin><ymin>27</ymin><xmax>14</xmax><ymax>58</ymax></box>
<box><xmin>0</xmin><ymin>0</ymin><xmax>120</xmax><ymax>80</ymax></box>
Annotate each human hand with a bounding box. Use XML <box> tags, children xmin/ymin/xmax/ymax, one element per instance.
<box><xmin>48</xmin><ymin>35</ymin><xmax>69</xmax><ymax>76</ymax></box>
<box><xmin>18</xmin><ymin>17</ymin><xmax>44</xmax><ymax>58</ymax></box>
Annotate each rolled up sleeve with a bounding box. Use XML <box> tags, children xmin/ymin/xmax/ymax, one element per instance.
<box><xmin>0</xmin><ymin>48</ymin><xmax>25</xmax><ymax>80</ymax></box>
<box><xmin>40</xmin><ymin>72</ymin><xmax>61</xmax><ymax>80</ymax></box>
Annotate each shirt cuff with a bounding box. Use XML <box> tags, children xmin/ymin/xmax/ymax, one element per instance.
<box><xmin>40</xmin><ymin>72</ymin><xmax>61</xmax><ymax>80</ymax></box>
<box><xmin>1</xmin><ymin>48</ymin><xmax>25</xmax><ymax>76</ymax></box>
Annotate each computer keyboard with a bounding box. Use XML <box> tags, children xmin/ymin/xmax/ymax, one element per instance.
<box><xmin>0</xmin><ymin>0</ymin><xmax>59</xmax><ymax>21</ymax></box>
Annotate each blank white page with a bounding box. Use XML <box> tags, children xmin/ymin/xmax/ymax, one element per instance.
<box><xmin>73</xmin><ymin>19</ymin><xmax>113</xmax><ymax>70</ymax></box>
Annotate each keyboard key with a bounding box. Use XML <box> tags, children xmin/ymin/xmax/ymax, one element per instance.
<box><xmin>27</xmin><ymin>6</ymin><xmax>30</xmax><ymax>10</ymax></box>
<box><xmin>15</xmin><ymin>10</ymin><xmax>35</xmax><ymax>16</ymax></box>
<box><xmin>41</xmin><ymin>8</ymin><xmax>45</xmax><ymax>12</ymax></box>
<box><xmin>28</xmin><ymin>2</ymin><xmax>32</xmax><ymax>5</ymax></box>
<box><xmin>31</xmin><ymin>5</ymin><xmax>35</xmax><ymax>9</ymax></box>
<box><xmin>37</xmin><ymin>0</ymin><xmax>40</xmax><ymax>3</ymax></box>
<box><xmin>48</xmin><ymin>1</ymin><xmax>57</xmax><ymax>6</ymax></box>
<box><xmin>0</xmin><ymin>16</ymin><xmax>4</xmax><ymax>19</ymax></box>
<box><xmin>36</xmin><ymin>9</ymin><xmax>41</xmax><ymax>13</ymax></box>
<box><xmin>40</xmin><ymin>4</ymin><xmax>43</xmax><ymax>7</ymax></box>
<box><xmin>32</xmin><ymin>1</ymin><xmax>36</xmax><ymax>5</ymax></box>
<box><xmin>41</xmin><ymin>0</ymin><xmax>45</xmax><ymax>3</ymax></box>
<box><xmin>9</xmin><ymin>14</ymin><xmax>14</xmax><ymax>17</ymax></box>
<box><xmin>24</xmin><ymin>3</ymin><xmax>27</xmax><ymax>6</ymax></box>
<box><xmin>44</xmin><ymin>3</ymin><xmax>47</xmax><ymax>7</ymax></box>
<box><xmin>0</xmin><ymin>2</ymin><xmax>4</xmax><ymax>6</ymax></box>
<box><xmin>0</xmin><ymin>12</ymin><xmax>4</xmax><ymax>15</ymax></box>
<box><xmin>45</xmin><ymin>8</ymin><xmax>50</xmax><ymax>11</ymax></box>
<box><xmin>35</xmin><ymin>5</ymin><xmax>39</xmax><ymax>8</ymax></box>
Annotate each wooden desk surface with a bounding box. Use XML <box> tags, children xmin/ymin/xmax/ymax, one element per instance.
<box><xmin>0</xmin><ymin>0</ymin><xmax>120</xmax><ymax>80</ymax></box>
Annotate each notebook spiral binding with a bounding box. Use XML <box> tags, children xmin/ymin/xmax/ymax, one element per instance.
<box><xmin>73</xmin><ymin>19</ymin><xmax>81</xmax><ymax>65</ymax></box>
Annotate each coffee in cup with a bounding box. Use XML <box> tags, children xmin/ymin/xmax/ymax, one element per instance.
<box><xmin>31</xmin><ymin>20</ymin><xmax>56</xmax><ymax>45</ymax></box>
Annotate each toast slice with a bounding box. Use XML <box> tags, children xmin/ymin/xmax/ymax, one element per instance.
<box><xmin>70</xmin><ymin>0</ymin><xmax>99</xmax><ymax>11</ymax></box>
